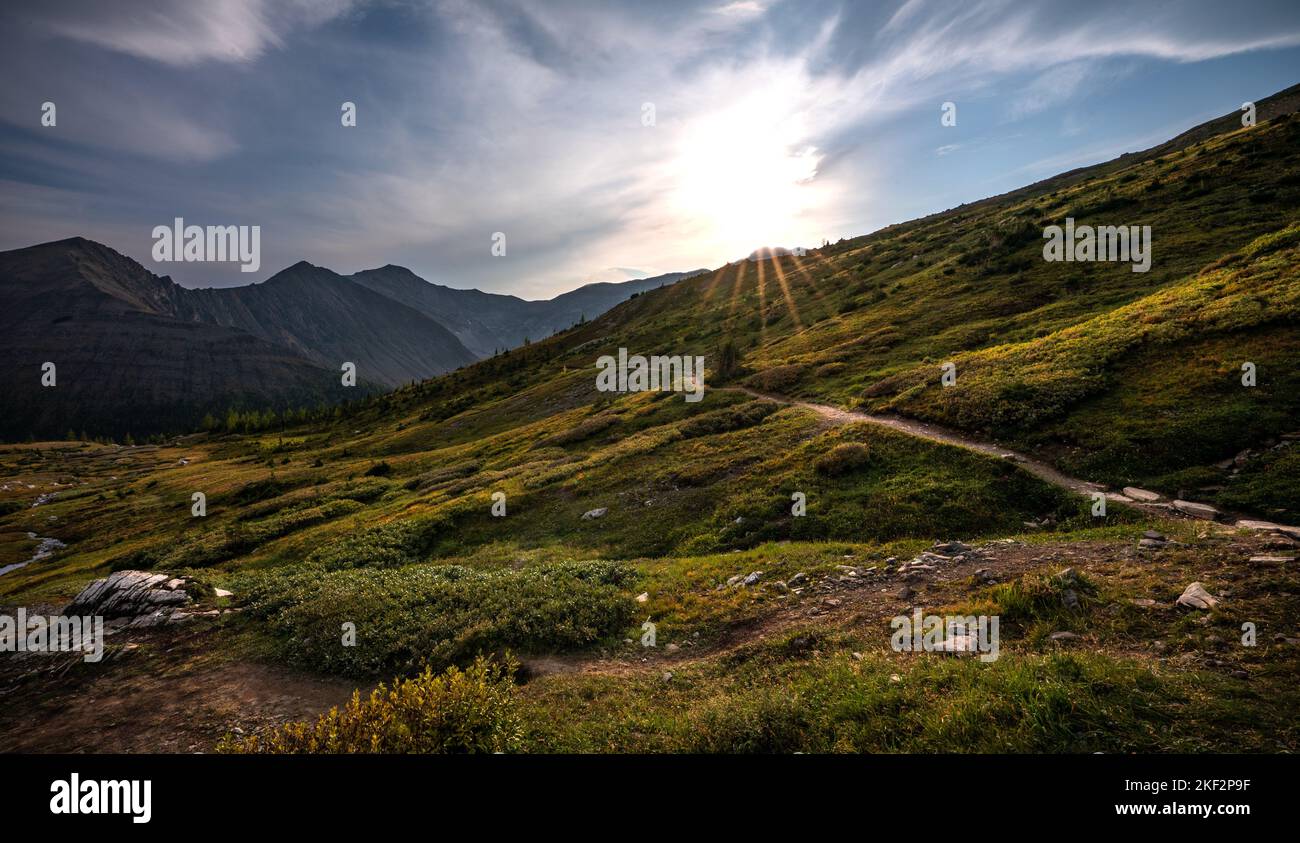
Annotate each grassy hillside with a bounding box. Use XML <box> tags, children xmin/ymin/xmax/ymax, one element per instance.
<box><xmin>2</xmin><ymin>96</ymin><xmax>1298</xmax><ymax>754</ymax></box>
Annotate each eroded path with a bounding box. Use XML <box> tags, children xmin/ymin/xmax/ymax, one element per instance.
<box><xmin>735</xmin><ymin>387</ymin><xmax>1104</xmax><ymax>495</ymax></box>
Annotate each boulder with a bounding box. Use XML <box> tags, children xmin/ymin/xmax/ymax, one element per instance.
<box><xmin>65</xmin><ymin>571</ymin><xmax>191</xmax><ymax>619</ymax></box>
<box><xmin>581</xmin><ymin>507</ymin><xmax>608</xmax><ymax>520</ymax></box>
<box><xmin>1122</xmin><ymin>487</ymin><xmax>1163</xmax><ymax>502</ymax></box>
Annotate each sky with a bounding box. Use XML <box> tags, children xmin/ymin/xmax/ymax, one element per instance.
<box><xmin>1</xmin><ymin>0</ymin><xmax>1298</xmax><ymax>299</ymax></box>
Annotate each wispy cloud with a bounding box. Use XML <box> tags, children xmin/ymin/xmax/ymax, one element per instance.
<box><xmin>2</xmin><ymin>0</ymin><xmax>1298</xmax><ymax>294</ymax></box>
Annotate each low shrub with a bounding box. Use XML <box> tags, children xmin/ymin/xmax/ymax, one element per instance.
<box><xmin>218</xmin><ymin>657</ymin><xmax>521</xmax><ymax>753</ymax></box>
<box><xmin>813</xmin><ymin>443</ymin><xmax>873</xmax><ymax>476</ymax></box>
<box><xmin>233</xmin><ymin>559</ymin><xmax>637</xmax><ymax>676</ymax></box>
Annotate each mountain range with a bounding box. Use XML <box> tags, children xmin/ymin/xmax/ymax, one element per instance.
<box><xmin>3</xmin><ymin>82</ymin><xmax>1300</xmax><ymax>757</ymax></box>
<box><xmin>0</xmin><ymin>238</ymin><xmax>704</xmax><ymax>439</ymax></box>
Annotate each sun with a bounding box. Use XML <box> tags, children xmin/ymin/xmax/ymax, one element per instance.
<box><xmin>667</xmin><ymin>99</ymin><xmax>823</xmax><ymax>258</ymax></box>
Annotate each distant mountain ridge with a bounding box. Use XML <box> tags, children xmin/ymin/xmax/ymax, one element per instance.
<box><xmin>349</xmin><ymin>266</ymin><xmax>708</xmax><ymax>357</ymax></box>
<box><xmin>0</xmin><ymin>237</ymin><xmax>703</xmax><ymax>439</ymax></box>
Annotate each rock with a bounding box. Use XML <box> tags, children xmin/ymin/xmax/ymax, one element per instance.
<box><xmin>931</xmin><ymin>634</ymin><xmax>978</xmax><ymax>655</ymax></box>
<box><xmin>1142</xmin><ymin>530</ymin><xmax>1167</xmax><ymax>541</ymax></box>
<box><xmin>771</xmin><ymin>581</ymin><xmax>789</xmax><ymax>593</ymax></box>
<box><xmin>1235</xmin><ymin>519</ymin><xmax>1300</xmax><ymax>540</ymax></box>
<box><xmin>1249</xmin><ymin>556</ymin><xmax>1295</xmax><ymax>564</ymax></box>
<box><xmin>1123</xmin><ymin>487</ymin><xmax>1163</xmax><ymax>502</ymax></box>
<box><xmin>742</xmin><ymin>571</ymin><xmax>763</xmax><ymax>586</ymax></box>
<box><xmin>661</xmin><ymin>672</ymin><xmax>673</xmax><ymax>682</ymax></box>
<box><xmin>213</xmin><ymin>587</ymin><xmax>233</xmax><ymax>598</ymax></box>
<box><xmin>65</xmin><ymin>571</ymin><xmax>192</xmax><ymax>619</ymax></box>
<box><xmin>895</xmin><ymin>586</ymin><xmax>915</xmax><ymax>600</ymax></box>
<box><xmin>788</xmin><ymin>572</ymin><xmax>807</xmax><ymax>586</ymax></box>
<box><xmin>163</xmin><ymin>578</ymin><xmax>186</xmax><ymax>590</ymax></box>
<box><xmin>1049</xmin><ymin>631</ymin><xmax>1081</xmax><ymax>642</ymax></box>
<box><xmin>581</xmin><ymin>507</ymin><xmax>608</xmax><ymax>520</ymax></box>
<box><xmin>1172</xmin><ymin>500</ymin><xmax>1219</xmax><ymax>520</ymax></box>
<box><xmin>1176</xmin><ymin>581</ymin><xmax>1220</xmax><ymax>610</ymax></box>
<box><xmin>1138</xmin><ymin>538</ymin><xmax>1167</xmax><ymax>550</ymax></box>
<box><xmin>635</xmin><ymin>592</ymin><xmax>649</xmax><ymax>603</ymax></box>
<box><xmin>1130</xmin><ymin>598</ymin><xmax>1158</xmax><ymax>607</ymax></box>
<box><xmin>665</xmin><ymin>643</ymin><xmax>680</xmax><ymax>653</ymax></box>
<box><xmin>931</xmin><ymin>540</ymin><xmax>970</xmax><ymax>555</ymax></box>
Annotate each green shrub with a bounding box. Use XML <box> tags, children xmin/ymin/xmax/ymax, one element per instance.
<box><xmin>813</xmin><ymin>443</ymin><xmax>873</xmax><ymax>476</ymax></box>
<box><xmin>678</xmin><ymin>402</ymin><xmax>778</xmax><ymax>438</ymax></box>
<box><xmin>218</xmin><ymin>657</ymin><xmax>521</xmax><ymax>753</ymax></box>
<box><xmin>537</xmin><ymin>414</ymin><xmax>618</xmax><ymax>447</ymax></box>
<box><xmin>233</xmin><ymin>559</ymin><xmax>636</xmax><ymax>676</ymax></box>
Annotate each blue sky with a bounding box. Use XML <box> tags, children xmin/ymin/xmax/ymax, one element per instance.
<box><xmin>1</xmin><ymin>0</ymin><xmax>1298</xmax><ymax>297</ymax></box>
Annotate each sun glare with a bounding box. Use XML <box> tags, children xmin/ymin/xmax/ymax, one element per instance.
<box><xmin>668</xmin><ymin>100</ymin><xmax>823</xmax><ymax>258</ymax></box>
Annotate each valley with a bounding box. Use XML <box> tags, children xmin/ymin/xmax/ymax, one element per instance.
<box><xmin>1</xmin><ymin>86</ymin><xmax>1298</xmax><ymax>754</ymax></box>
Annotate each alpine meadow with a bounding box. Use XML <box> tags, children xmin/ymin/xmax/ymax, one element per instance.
<box><xmin>1</xmin><ymin>0</ymin><xmax>1298</xmax><ymax>825</ymax></box>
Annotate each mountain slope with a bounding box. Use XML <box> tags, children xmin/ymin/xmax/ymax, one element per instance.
<box><xmin>4</xmin><ymin>85</ymin><xmax>1300</xmax><ymax>757</ymax></box>
<box><xmin>365</xmin><ymin>83</ymin><xmax>1300</xmax><ymax>520</ymax></box>
<box><xmin>167</xmin><ymin>262</ymin><xmax>478</xmax><ymax>388</ymax></box>
<box><xmin>350</xmin><ymin>266</ymin><xmax>707</xmax><ymax>357</ymax></box>
<box><xmin>0</xmin><ymin>238</ymin><xmax>358</xmax><ymax>440</ymax></box>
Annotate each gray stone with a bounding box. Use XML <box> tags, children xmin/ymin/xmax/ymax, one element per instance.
<box><xmin>1176</xmin><ymin>581</ymin><xmax>1220</xmax><ymax>610</ymax></box>
<box><xmin>1236</xmin><ymin>519</ymin><xmax>1300</xmax><ymax>540</ymax></box>
<box><xmin>1123</xmin><ymin>487</ymin><xmax>1163</xmax><ymax>502</ymax></box>
<box><xmin>1172</xmin><ymin>500</ymin><xmax>1219</xmax><ymax>520</ymax></box>
<box><xmin>65</xmin><ymin>570</ymin><xmax>192</xmax><ymax>619</ymax></box>
<box><xmin>581</xmin><ymin>507</ymin><xmax>608</xmax><ymax>520</ymax></box>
